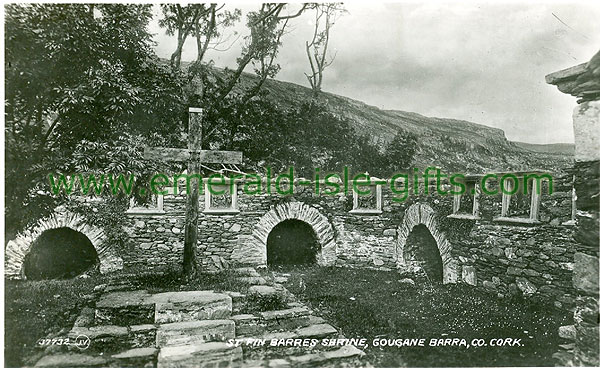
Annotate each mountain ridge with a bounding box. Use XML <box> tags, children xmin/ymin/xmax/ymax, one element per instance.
<box><xmin>183</xmin><ymin>61</ymin><xmax>573</xmax><ymax>173</ymax></box>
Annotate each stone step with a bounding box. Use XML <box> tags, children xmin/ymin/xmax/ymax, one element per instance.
<box><xmin>248</xmin><ymin>285</ymin><xmax>283</xmax><ymax>298</ymax></box>
<box><xmin>148</xmin><ymin>291</ymin><xmax>232</xmax><ymax>324</ymax></box>
<box><xmin>112</xmin><ymin>347</ymin><xmax>158</xmax><ymax>367</ymax></box>
<box><xmin>95</xmin><ymin>290</ymin><xmax>154</xmax><ymax>325</ymax></box>
<box><xmin>67</xmin><ymin>325</ymin><xmax>130</xmax><ymax>353</ymax></box>
<box><xmin>157</xmin><ymin>342</ymin><xmax>243</xmax><ymax>368</ymax></box>
<box><xmin>244</xmin><ymin>345</ymin><xmax>365</xmax><ymax>368</ymax></box>
<box><xmin>260</xmin><ymin>307</ymin><xmax>312</xmax><ymax>332</ymax></box>
<box><xmin>223</xmin><ymin>291</ymin><xmax>248</xmax><ymax>314</ymax></box>
<box><xmin>34</xmin><ymin>353</ymin><xmax>107</xmax><ymax>367</ymax></box>
<box><xmin>238</xmin><ymin>276</ymin><xmax>268</xmax><ymax>286</ymax></box>
<box><xmin>233</xmin><ymin>307</ymin><xmax>313</xmax><ymax>337</ymax></box>
<box><xmin>157</xmin><ymin>320</ymin><xmax>235</xmax><ymax>347</ymax></box>
<box><xmin>234</xmin><ymin>267</ymin><xmax>261</xmax><ymax>277</ymax></box>
<box><xmin>95</xmin><ymin>290</ymin><xmax>232</xmax><ymax>325</ymax></box>
<box><xmin>130</xmin><ymin>324</ymin><xmax>157</xmax><ymax>348</ymax></box>
<box><xmin>245</xmin><ymin>323</ymin><xmax>337</xmax><ymax>346</ymax></box>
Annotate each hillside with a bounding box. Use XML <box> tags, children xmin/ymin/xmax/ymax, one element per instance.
<box><xmin>199</xmin><ymin>63</ymin><xmax>574</xmax><ymax>174</ymax></box>
<box><xmin>513</xmin><ymin>142</ymin><xmax>575</xmax><ymax>155</ymax></box>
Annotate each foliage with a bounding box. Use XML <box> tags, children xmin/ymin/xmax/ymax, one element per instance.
<box><xmin>4</xmin><ymin>278</ymin><xmax>105</xmax><ymax>367</ymax></box>
<box><xmin>243</xmin><ymin>293</ymin><xmax>288</xmax><ymax>313</ymax></box>
<box><xmin>159</xmin><ymin>4</ymin><xmax>240</xmax><ymax>68</ymax></box>
<box><xmin>5</xmin><ymin>4</ymin><xmax>185</xmax><ymax>237</ymax></box>
<box><xmin>207</xmin><ymin>98</ymin><xmax>418</xmax><ymax>178</ymax></box>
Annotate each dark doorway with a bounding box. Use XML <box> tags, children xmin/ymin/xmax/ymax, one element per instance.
<box><xmin>23</xmin><ymin>227</ymin><xmax>99</xmax><ymax>280</ymax></box>
<box><xmin>403</xmin><ymin>224</ymin><xmax>443</xmax><ymax>282</ymax></box>
<box><xmin>267</xmin><ymin>219</ymin><xmax>320</xmax><ymax>265</ymax></box>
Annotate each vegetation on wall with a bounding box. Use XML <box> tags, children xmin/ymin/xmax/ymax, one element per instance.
<box><xmin>4</xmin><ymin>3</ymin><xmax>419</xmax><ymax>242</ymax></box>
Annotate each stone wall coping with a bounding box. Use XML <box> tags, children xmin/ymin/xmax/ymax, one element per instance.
<box><xmin>492</xmin><ymin>216</ymin><xmax>541</xmax><ymax>225</ymax></box>
<box><xmin>202</xmin><ymin>209</ymin><xmax>241</xmax><ymax>215</ymax></box>
<box><xmin>169</xmin><ymin>171</ymin><xmax>560</xmax><ymax>185</ymax></box>
<box><xmin>349</xmin><ymin>209</ymin><xmax>383</xmax><ymax>215</ymax></box>
<box><xmin>447</xmin><ymin>214</ymin><xmax>481</xmax><ymax>220</ymax></box>
<box><xmin>126</xmin><ymin>208</ymin><xmax>166</xmax><ymax>216</ymax></box>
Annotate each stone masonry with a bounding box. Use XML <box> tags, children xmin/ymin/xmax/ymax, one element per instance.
<box><xmin>547</xmin><ymin>52</ymin><xmax>600</xmax><ymax>366</ymax></box>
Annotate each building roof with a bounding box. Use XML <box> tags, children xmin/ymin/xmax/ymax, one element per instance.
<box><xmin>545</xmin><ymin>50</ymin><xmax>600</xmax><ymax>103</ymax></box>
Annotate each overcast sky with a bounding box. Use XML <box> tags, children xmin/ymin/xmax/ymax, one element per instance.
<box><xmin>150</xmin><ymin>1</ymin><xmax>600</xmax><ymax>144</ymax></box>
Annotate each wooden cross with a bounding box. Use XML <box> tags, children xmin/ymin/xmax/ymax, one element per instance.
<box><xmin>144</xmin><ymin>107</ymin><xmax>243</xmax><ymax>276</ymax></box>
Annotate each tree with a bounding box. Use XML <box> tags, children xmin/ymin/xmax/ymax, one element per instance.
<box><xmin>159</xmin><ymin>4</ymin><xmax>241</xmax><ymax>70</ymax></box>
<box><xmin>157</xmin><ymin>3</ymin><xmax>310</xmax><ymax>275</ymax></box>
<box><xmin>5</xmin><ymin>4</ymin><xmax>185</xmax><ymax>239</ymax></box>
<box><xmin>159</xmin><ymin>3</ymin><xmax>311</xmax><ymax>143</ymax></box>
<box><xmin>384</xmin><ymin>132</ymin><xmax>419</xmax><ymax>174</ymax></box>
<box><xmin>304</xmin><ymin>3</ymin><xmax>346</xmax><ymax>96</ymax></box>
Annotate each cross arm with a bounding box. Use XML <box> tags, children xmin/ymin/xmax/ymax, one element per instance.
<box><xmin>144</xmin><ymin>146</ymin><xmax>243</xmax><ymax>164</ymax></box>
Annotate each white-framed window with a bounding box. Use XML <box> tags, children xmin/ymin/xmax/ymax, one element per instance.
<box><xmin>203</xmin><ymin>178</ymin><xmax>239</xmax><ymax>214</ymax></box>
<box><xmin>349</xmin><ymin>181</ymin><xmax>383</xmax><ymax>214</ymax></box>
<box><xmin>448</xmin><ymin>180</ymin><xmax>481</xmax><ymax>220</ymax></box>
<box><xmin>494</xmin><ymin>176</ymin><xmax>541</xmax><ymax>223</ymax></box>
<box><xmin>126</xmin><ymin>194</ymin><xmax>165</xmax><ymax>215</ymax></box>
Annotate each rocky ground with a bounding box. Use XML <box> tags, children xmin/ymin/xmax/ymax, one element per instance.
<box><xmin>30</xmin><ymin>267</ymin><xmax>365</xmax><ymax>368</ymax></box>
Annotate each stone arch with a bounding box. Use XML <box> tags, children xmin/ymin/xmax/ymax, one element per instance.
<box><xmin>250</xmin><ymin>202</ymin><xmax>336</xmax><ymax>266</ymax></box>
<box><xmin>397</xmin><ymin>203</ymin><xmax>458</xmax><ymax>283</ymax></box>
<box><xmin>4</xmin><ymin>210</ymin><xmax>123</xmax><ymax>279</ymax></box>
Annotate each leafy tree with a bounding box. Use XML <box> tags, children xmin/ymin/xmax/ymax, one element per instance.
<box><xmin>384</xmin><ymin>132</ymin><xmax>419</xmax><ymax>174</ymax></box>
<box><xmin>158</xmin><ymin>3</ymin><xmax>311</xmax><ymax>275</ymax></box>
<box><xmin>5</xmin><ymin>4</ymin><xmax>185</xmax><ymax>239</ymax></box>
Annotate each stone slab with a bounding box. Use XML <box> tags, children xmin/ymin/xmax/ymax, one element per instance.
<box><xmin>68</xmin><ymin>325</ymin><xmax>130</xmax><ymax>353</ymax></box>
<box><xmin>559</xmin><ymin>325</ymin><xmax>577</xmax><ymax>341</ymax></box>
<box><xmin>239</xmin><ymin>276</ymin><xmax>268</xmax><ymax>285</ymax></box>
<box><xmin>259</xmin><ymin>307</ymin><xmax>312</xmax><ymax>331</ymax></box>
<box><xmin>130</xmin><ymin>324</ymin><xmax>157</xmax><ymax>348</ymax></box>
<box><xmin>149</xmin><ymin>291</ymin><xmax>232</xmax><ymax>323</ymax></box>
<box><xmin>288</xmin><ymin>345</ymin><xmax>365</xmax><ymax>365</ymax></box>
<box><xmin>234</xmin><ymin>267</ymin><xmax>261</xmax><ymax>277</ymax></box>
<box><xmin>112</xmin><ymin>347</ymin><xmax>158</xmax><ymax>366</ymax></box>
<box><xmin>259</xmin><ymin>307</ymin><xmax>310</xmax><ymax>321</ymax></box>
<box><xmin>113</xmin><ymin>347</ymin><xmax>158</xmax><ymax>359</ymax></box>
<box><xmin>34</xmin><ymin>354</ymin><xmax>107</xmax><ymax>367</ymax></box>
<box><xmin>261</xmin><ymin>323</ymin><xmax>337</xmax><ymax>341</ymax></box>
<box><xmin>573</xmin><ymin>252</ymin><xmax>599</xmax><ymax>294</ymax></box>
<box><xmin>157</xmin><ymin>320</ymin><xmax>235</xmax><ymax>347</ymax></box>
<box><xmin>248</xmin><ymin>285</ymin><xmax>279</xmax><ymax>297</ymax></box>
<box><xmin>95</xmin><ymin>290</ymin><xmax>154</xmax><ymax>325</ymax></box>
<box><xmin>69</xmin><ymin>325</ymin><xmax>128</xmax><ymax>339</ymax></box>
<box><xmin>96</xmin><ymin>290</ymin><xmax>152</xmax><ymax>308</ymax></box>
<box><xmin>157</xmin><ymin>342</ymin><xmax>243</xmax><ymax>368</ymax></box>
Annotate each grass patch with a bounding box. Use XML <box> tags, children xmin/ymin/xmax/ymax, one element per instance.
<box><xmin>4</xmin><ymin>277</ymin><xmax>105</xmax><ymax>367</ymax></box>
<box><xmin>4</xmin><ymin>267</ymin><xmax>247</xmax><ymax>367</ymax></box>
<box><xmin>124</xmin><ymin>268</ymin><xmax>250</xmax><ymax>293</ymax></box>
<box><xmin>284</xmin><ymin>266</ymin><xmax>571</xmax><ymax>367</ymax></box>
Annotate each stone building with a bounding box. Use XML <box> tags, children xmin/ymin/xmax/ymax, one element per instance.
<box><xmin>6</xmin><ymin>169</ymin><xmax>579</xmax><ymax>310</ymax></box>
<box><xmin>546</xmin><ymin>50</ymin><xmax>600</xmax><ymax>366</ymax></box>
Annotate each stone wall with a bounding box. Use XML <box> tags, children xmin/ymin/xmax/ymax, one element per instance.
<box><xmin>4</xmin><ymin>168</ymin><xmax>578</xmax><ymax>312</ymax></box>
<box><xmin>121</xmin><ymin>174</ymin><xmax>577</xmax><ymax>310</ymax></box>
<box><xmin>569</xmin><ymin>99</ymin><xmax>600</xmax><ymax>365</ymax></box>
<box><xmin>547</xmin><ymin>54</ymin><xmax>600</xmax><ymax>366</ymax></box>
